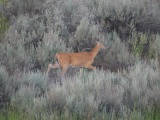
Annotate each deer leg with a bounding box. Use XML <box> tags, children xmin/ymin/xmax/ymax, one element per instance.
<box><xmin>60</xmin><ymin>66</ymin><xmax>68</xmax><ymax>85</ymax></box>
<box><xmin>79</xmin><ymin>68</ymin><xmax>83</xmax><ymax>76</ymax></box>
<box><xmin>61</xmin><ymin>66</ymin><xmax>68</xmax><ymax>78</ymax></box>
<box><xmin>46</xmin><ymin>63</ymin><xmax>59</xmax><ymax>75</ymax></box>
<box><xmin>85</xmin><ymin>65</ymin><xmax>96</xmax><ymax>70</ymax></box>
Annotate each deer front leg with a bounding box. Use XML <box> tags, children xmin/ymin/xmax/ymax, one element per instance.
<box><xmin>46</xmin><ymin>63</ymin><xmax>59</xmax><ymax>75</ymax></box>
<box><xmin>85</xmin><ymin>64</ymin><xmax>96</xmax><ymax>70</ymax></box>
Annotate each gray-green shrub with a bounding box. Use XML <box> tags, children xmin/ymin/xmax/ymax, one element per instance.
<box><xmin>1</xmin><ymin>0</ymin><xmax>160</xmax><ymax>119</ymax></box>
<box><xmin>0</xmin><ymin>67</ymin><xmax>9</xmax><ymax>108</ymax></box>
<box><xmin>8</xmin><ymin>60</ymin><xmax>160</xmax><ymax>118</ymax></box>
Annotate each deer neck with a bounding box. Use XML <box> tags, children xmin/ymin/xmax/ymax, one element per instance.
<box><xmin>90</xmin><ymin>45</ymin><xmax>100</xmax><ymax>58</ymax></box>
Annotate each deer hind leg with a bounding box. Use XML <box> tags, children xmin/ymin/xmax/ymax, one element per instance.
<box><xmin>59</xmin><ymin>65</ymin><xmax>69</xmax><ymax>83</ymax></box>
<box><xmin>46</xmin><ymin>63</ymin><xmax>59</xmax><ymax>75</ymax></box>
<box><xmin>61</xmin><ymin>66</ymin><xmax>68</xmax><ymax>78</ymax></box>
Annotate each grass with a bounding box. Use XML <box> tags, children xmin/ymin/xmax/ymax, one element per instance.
<box><xmin>0</xmin><ymin>13</ymin><xmax>8</xmax><ymax>40</ymax></box>
<box><xmin>142</xmin><ymin>106</ymin><xmax>160</xmax><ymax>120</ymax></box>
<box><xmin>0</xmin><ymin>108</ymin><xmax>27</xmax><ymax>120</ymax></box>
<box><xmin>0</xmin><ymin>0</ymin><xmax>8</xmax><ymax>39</ymax></box>
<box><xmin>0</xmin><ymin>0</ymin><xmax>7</xmax><ymax>5</ymax></box>
<box><xmin>1</xmin><ymin>106</ymin><xmax>160</xmax><ymax>120</ymax></box>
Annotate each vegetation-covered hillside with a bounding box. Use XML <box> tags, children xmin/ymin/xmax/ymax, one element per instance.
<box><xmin>0</xmin><ymin>0</ymin><xmax>160</xmax><ymax>119</ymax></box>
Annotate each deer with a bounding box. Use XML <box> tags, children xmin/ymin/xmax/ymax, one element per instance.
<box><xmin>46</xmin><ymin>41</ymin><xmax>105</xmax><ymax>79</ymax></box>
